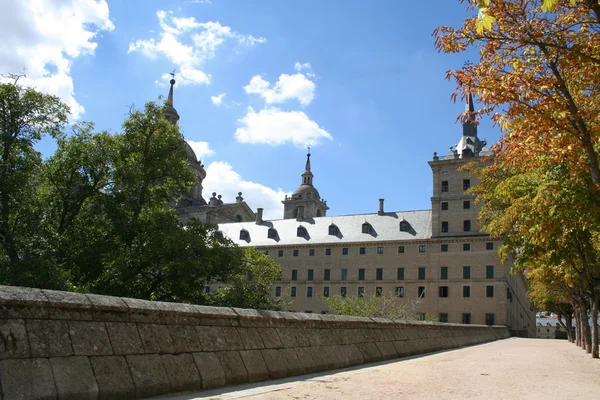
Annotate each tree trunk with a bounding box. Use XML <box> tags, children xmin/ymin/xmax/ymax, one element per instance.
<box><xmin>565</xmin><ymin>313</ymin><xmax>574</xmax><ymax>343</ymax></box>
<box><xmin>581</xmin><ymin>304</ymin><xmax>592</xmax><ymax>353</ymax></box>
<box><xmin>558</xmin><ymin>313</ymin><xmax>573</xmax><ymax>343</ymax></box>
<box><xmin>575</xmin><ymin>310</ymin><xmax>582</xmax><ymax>347</ymax></box>
<box><xmin>591</xmin><ymin>295</ymin><xmax>599</xmax><ymax>359</ymax></box>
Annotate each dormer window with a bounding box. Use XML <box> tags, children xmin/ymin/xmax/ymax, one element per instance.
<box><xmin>400</xmin><ymin>220</ymin><xmax>410</xmax><ymax>232</ymax></box>
<box><xmin>328</xmin><ymin>224</ymin><xmax>338</xmax><ymax>235</ymax></box>
<box><xmin>362</xmin><ymin>222</ymin><xmax>372</xmax><ymax>234</ymax></box>
<box><xmin>239</xmin><ymin>229</ymin><xmax>249</xmax><ymax>241</ymax></box>
<box><xmin>235</xmin><ymin>214</ymin><xmax>242</xmax><ymax>222</ymax></box>
<box><xmin>297</xmin><ymin>226</ymin><xmax>307</xmax><ymax>237</ymax></box>
<box><xmin>268</xmin><ymin>228</ymin><xmax>277</xmax><ymax>239</ymax></box>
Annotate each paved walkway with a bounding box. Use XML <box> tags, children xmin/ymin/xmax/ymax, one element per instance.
<box><xmin>156</xmin><ymin>338</ymin><xmax>600</xmax><ymax>400</ymax></box>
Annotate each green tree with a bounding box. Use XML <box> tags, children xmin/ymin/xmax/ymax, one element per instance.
<box><xmin>208</xmin><ymin>247</ymin><xmax>287</xmax><ymax>310</ymax></box>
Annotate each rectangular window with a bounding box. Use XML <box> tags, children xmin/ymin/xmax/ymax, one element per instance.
<box><xmin>204</xmin><ymin>286</ymin><xmax>211</xmax><ymax>295</ymax></box>
<box><xmin>463</xmin><ymin>266</ymin><xmax>471</xmax><ymax>279</ymax></box>
<box><xmin>275</xmin><ymin>287</ymin><xmax>281</xmax><ymax>297</ymax></box>
<box><xmin>463</xmin><ymin>286</ymin><xmax>471</xmax><ymax>298</ymax></box>
<box><xmin>486</xmin><ymin>313</ymin><xmax>495</xmax><ymax>326</ymax></box>
<box><xmin>486</xmin><ymin>265</ymin><xmax>494</xmax><ymax>279</ymax></box>
<box><xmin>323</xmin><ymin>286</ymin><xmax>330</xmax><ymax>298</ymax></box>
<box><xmin>264</xmin><ymin>250</ymin><xmax>269</xmax><ymax>256</ymax></box>
<box><xmin>486</xmin><ymin>285</ymin><xmax>495</xmax><ymax>298</ymax></box>
<box><xmin>462</xmin><ymin>313</ymin><xmax>471</xmax><ymax>324</ymax></box>
<box><xmin>441</xmin><ymin>202</ymin><xmax>448</xmax><ymax>210</ymax></box>
<box><xmin>418</xmin><ymin>286</ymin><xmax>426</xmax><ymax>298</ymax></box>
<box><xmin>340</xmin><ymin>287</ymin><xmax>347</xmax><ymax>297</ymax></box>
<box><xmin>291</xmin><ymin>270</ymin><xmax>298</xmax><ymax>281</ymax></box>
<box><xmin>397</xmin><ymin>267</ymin><xmax>405</xmax><ymax>280</ymax></box>
<box><xmin>463</xmin><ymin>220</ymin><xmax>471</xmax><ymax>232</ymax></box>
<box><xmin>418</xmin><ymin>267</ymin><xmax>426</xmax><ymax>280</ymax></box>
<box><xmin>440</xmin><ymin>266</ymin><xmax>448</xmax><ymax>280</ymax></box>
<box><xmin>439</xmin><ymin>313</ymin><xmax>448</xmax><ymax>323</ymax></box>
<box><xmin>486</xmin><ymin>242</ymin><xmax>494</xmax><ymax>250</ymax></box>
<box><xmin>442</xmin><ymin>180</ymin><xmax>449</xmax><ymax>192</ymax></box>
<box><xmin>341</xmin><ymin>269</ymin><xmax>348</xmax><ymax>281</ymax></box>
<box><xmin>376</xmin><ymin>268</ymin><xmax>384</xmax><ymax>280</ymax></box>
<box><xmin>307</xmin><ymin>287</ymin><xmax>313</xmax><ymax>297</ymax></box>
<box><xmin>325</xmin><ymin>248</ymin><xmax>331</xmax><ymax>256</ymax></box>
<box><xmin>419</xmin><ymin>245</ymin><xmax>426</xmax><ymax>253</ymax></box>
<box><xmin>441</xmin><ymin>244</ymin><xmax>448</xmax><ymax>252</ymax></box>
<box><xmin>376</xmin><ymin>287</ymin><xmax>383</xmax><ymax>297</ymax></box>
<box><xmin>463</xmin><ymin>200</ymin><xmax>471</xmax><ymax>209</ymax></box>
<box><xmin>398</xmin><ymin>245</ymin><xmax>405</xmax><ymax>253</ymax></box>
<box><xmin>291</xmin><ymin>287</ymin><xmax>297</xmax><ymax>297</ymax></box>
<box><xmin>358</xmin><ymin>287</ymin><xmax>365</xmax><ymax>296</ymax></box>
<box><xmin>293</xmin><ymin>249</ymin><xmax>299</xmax><ymax>257</ymax></box>
<box><xmin>359</xmin><ymin>247</ymin><xmax>366</xmax><ymax>255</ymax></box>
<box><xmin>507</xmin><ymin>288</ymin><xmax>513</xmax><ymax>302</ymax></box>
<box><xmin>324</xmin><ymin>269</ymin><xmax>331</xmax><ymax>281</ymax></box>
<box><xmin>418</xmin><ymin>313</ymin><xmax>426</xmax><ymax>321</ymax></box>
<box><xmin>309</xmin><ymin>248</ymin><xmax>315</xmax><ymax>256</ymax></box>
<box><xmin>396</xmin><ymin>286</ymin><xmax>405</xmax><ymax>297</ymax></box>
<box><xmin>358</xmin><ymin>268</ymin><xmax>365</xmax><ymax>281</ymax></box>
<box><xmin>439</xmin><ymin>286</ymin><xmax>449</xmax><ymax>298</ymax></box>
<box><xmin>463</xmin><ymin>179</ymin><xmax>470</xmax><ymax>190</ymax></box>
<box><xmin>342</xmin><ymin>247</ymin><xmax>349</xmax><ymax>255</ymax></box>
<box><xmin>463</xmin><ymin>243</ymin><xmax>471</xmax><ymax>251</ymax></box>
<box><xmin>441</xmin><ymin>221</ymin><xmax>448</xmax><ymax>232</ymax></box>
<box><xmin>377</xmin><ymin>247</ymin><xmax>384</xmax><ymax>255</ymax></box>
<box><xmin>307</xmin><ymin>269</ymin><xmax>314</xmax><ymax>281</ymax></box>
<box><xmin>278</xmin><ymin>250</ymin><xmax>284</xmax><ymax>257</ymax></box>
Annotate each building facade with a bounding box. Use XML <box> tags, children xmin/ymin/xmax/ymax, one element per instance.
<box><xmin>218</xmin><ymin>94</ymin><xmax>536</xmax><ymax>337</ymax></box>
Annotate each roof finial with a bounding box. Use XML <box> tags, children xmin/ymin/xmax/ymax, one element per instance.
<box><xmin>167</xmin><ymin>69</ymin><xmax>176</xmax><ymax>105</ymax></box>
<box><xmin>305</xmin><ymin>144</ymin><xmax>312</xmax><ymax>172</ymax></box>
<box><xmin>462</xmin><ymin>91</ymin><xmax>477</xmax><ymax>137</ymax></box>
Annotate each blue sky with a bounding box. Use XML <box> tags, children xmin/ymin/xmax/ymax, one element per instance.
<box><xmin>2</xmin><ymin>0</ymin><xmax>500</xmax><ymax>220</ymax></box>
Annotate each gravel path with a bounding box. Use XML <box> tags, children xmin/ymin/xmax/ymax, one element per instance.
<box><xmin>157</xmin><ymin>338</ymin><xmax>600</xmax><ymax>400</ymax></box>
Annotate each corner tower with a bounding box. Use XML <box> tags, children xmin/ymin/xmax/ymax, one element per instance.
<box><xmin>282</xmin><ymin>150</ymin><xmax>329</xmax><ymax>220</ymax></box>
<box><xmin>164</xmin><ymin>78</ymin><xmax>207</xmax><ymax>206</ymax></box>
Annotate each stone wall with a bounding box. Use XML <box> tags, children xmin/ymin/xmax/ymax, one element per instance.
<box><xmin>0</xmin><ymin>285</ymin><xmax>509</xmax><ymax>399</ymax></box>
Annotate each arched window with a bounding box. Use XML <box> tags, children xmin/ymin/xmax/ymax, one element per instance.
<box><xmin>328</xmin><ymin>224</ymin><xmax>338</xmax><ymax>235</ymax></box>
<box><xmin>268</xmin><ymin>228</ymin><xmax>277</xmax><ymax>239</ymax></box>
<box><xmin>316</xmin><ymin>209</ymin><xmax>322</xmax><ymax>217</ymax></box>
<box><xmin>297</xmin><ymin>226</ymin><xmax>307</xmax><ymax>237</ymax></box>
<box><xmin>400</xmin><ymin>220</ymin><xmax>411</xmax><ymax>232</ymax></box>
<box><xmin>239</xmin><ymin>229</ymin><xmax>249</xmax><ymax>240</ymax></box>
<box><xmin>235</xmin><ymin>214</ymin><xmax>242</xmax><ymax>222</ymax></box>
<box><xmin>362</xmin><ymin>222</ymin><xmax>372</xmax><ymax>234</ymax></box>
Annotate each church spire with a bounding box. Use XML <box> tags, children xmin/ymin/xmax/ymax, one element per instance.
<box><xmin>305</xmin><ymin>146</ymin><xmax>311</xmax><ymax>172</ymax></box>
<box><xmin>164</xmin><ymin>75</ymin><xmax>180</xmax><ymax>125</ymax></box>
<box><xmin>462</xmin><ymin>92</ymin><xmax>477</xmax><ymax>137</ymax></box>
<box><xmin>301</xmin><ymin>147</ymin><xmax>314</xmax><ymax>186</ymax></box>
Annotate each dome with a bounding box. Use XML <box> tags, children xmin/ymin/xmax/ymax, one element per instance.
<box><xmin>293</xmin><ymin>184</ymin><xmax>320</xmax><ymax>199</ymax></box>
<box><xmin>184</xmin><ymin>142</ymin><xmax>198</xmax><ymax>163</ymax></box>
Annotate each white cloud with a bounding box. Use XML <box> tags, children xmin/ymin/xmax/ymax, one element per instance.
<box><xmin>244</xmin><ymin>73</ymin><xmax>315</xmax><ymax>106</ymax></box>
<box><xmin>0</xmin><ymin>0</ymin><xmax>114</xmax><ymax>119</ymax></box>
<box><xmin>129</xmin><ymin>11</ymin><xmax>266</xmax><ymax>86</ymax></box>
<box><xmin>187</xmin><ymin>140</ymin><xmax>215</xmax><ymax>160</ymax></box>
<box><xmin>203</xmin><ymin>161</ymin><xmax>288</xmax><ymax>219</ymax></box>
<box><xmin>294</xmin><ymin>62</ymin><xmax>311</xmax><ymax>71</ymax></box>
<box><xmin>235</xmin><ymin>107</ymin><xmax>333</xmax><ymax>147</ymax></box>
<box><xmin>210</xmin><ymin>92</ymin><xmax>226</xmax><ymax>106</ymax></box>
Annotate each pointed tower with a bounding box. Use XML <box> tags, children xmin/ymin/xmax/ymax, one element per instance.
<box><xmin>163</xmin><ymin>77</ymin><xmax>207</xmax><ymax>206</ymax></box>
<box><xmin>282</xmin><ymin>150</ymin><xmax>329</xmax><ymax>220</ymax></box>
<box><xmin>455</xmin><ymin>93</ymin><xmax>487</xmax><ymax>158</ymax></box>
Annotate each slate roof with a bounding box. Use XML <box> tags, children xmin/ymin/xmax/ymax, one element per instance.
<box><xmin>218</xmin><ymin>209</ymin><xmax>433</xmax><ymax>247</ymax></box>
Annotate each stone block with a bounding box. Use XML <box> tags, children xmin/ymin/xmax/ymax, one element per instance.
<box><xmin>68</xmin><ymin>321</ymin><xmax>113</xmax><ymax>356</ymax></box>
<box><xmin>391</xmin><ymin>327</ymin><xmax>409</xmax><ymax>341</ymax></box>
<box><xmin>0</xmin><ymin>358</ymin><xmax>57</xmax><ymax>399</ymax></box>
<box><xmin>356</xmin><ymin>342</ymin><xmax>382</xmax><ymax>363</ymax></box>
<box><xmin>121</xmin><ymin>297</ymin><xmax>163</xmax><ymax>324</ymax></box>
<box><xmin>137</xmin><ymin>323</ymin><xmax>175</xmax><ymax>354</ymax></box>
<box><xmin>392</xmin><ymin>340</ymin><xmax>411</xmax><ymax>358</ymax></box>
<box><xmin>90</xmin><ymin>356</ymin><xmax>135</xmax><ymax>400</ymax></box>
<box><xmin>291</xmin><ymin>328</ymin><xmax>312</xmax><ymax>347</ymax></box>
<box><xmin>259</xmin><ymin>327</ymin><xmax>283</xmax><ymax>348</ymax></box>
<box><xmin>260</xmin><ymin>349</ymin><xmax>287</xmax><ymax>379</ymax></box>
<box><xmin>293</xmin><ymin>347</ymin><xmax>317</xmax><ymax>374</ymax></box>
<box><xmin>196</xmin><ymin>326</ymin><xmax>243</xmax><ymax>351</ymax></box>
<box><xmin>375</xmin><ymin>341</ymin><xmax>398</xmax><ymax>360</ymax></box>
<box><xmin>86</xmin><ymin>293</ymin><xmax>129</xmax><ymax>322</ymax></box>
<box><xmin>169</xmin><ymin>324</ymin><xmax>202</xmax><ymax>353</ymax></box>
<box><xmin>0</xmin><ymin>286</ymin><xmax>48</xmax><ymax>319</ymax></box>
<box><xmin>341</xmin><ymin>344</ymin><xmax>364</xmax><ymax>366</ymax></box>
<box><xmin>192</xmin><ymin>352</ymin><xmax>225</xmax><ymax>389</ymax></box>
<box><xmin>0</xmin><ymin>319</ymin><xmax>30</xmax><ymax>359</ymax></box>
<box><xmin>216</xmin><ymin>351</ymin><xmax>248</xmax><ymax>385</ymax></box>
<box><xmin>189</xmin><ymin>304</ymin><xmax>239</xmax><ymax>326</ymax></box>
<box><xmin>50</xmin><ymin>356</ymin><xmax>99</xmax><ymax>399</ymax></box>
<box><xmin>278</xmin><ymin>348</ymin><xmax>302</xmax><ymax>376</ymax></box>
<box><xmin>126</xmin><ymin>354</ymin><xmax>171</xmax><ymax>398</ymax></box>
<box><xmin>27</xmin><ymin>319</ymin><xmax>73</xmax><ymax>357</ymax></box>
<box><xmin>360</xmin><ymin>328</ymin><xmax>379</xmax><ymax>342</ymax></box>
<box><xmin>239</xmin><ymin>327</ymin><xmax>265</xmax><ymax>349</ymax></box>
<box><xmin>328</xmin><ymin>345</ymin><xmax>349</xmax><ymax>368</ymax></box>
<box><xmin>239</xmin><ymin>350</ymin><xmax>270</xmax><ymax>382</ymax></box>
<box><xmin>42</xmin><ymin>289</ymin><xmax>93</xmax><ymax>320</ymax></box>
<box><xmin>105</xmin><ymin>322</ymin><xmax>144</xmax><ymax>355</ymax></box>
<box><xmin>321</xmin><ymin>345</ymin><xmax>343</xmax><ymax>369</ymax></box>
<box><xmin>161</xmin><ymin>354</ymin><xmax>202</xmax><ymax>392</ymax></box>
<box><xmin>274</xmin><ymin>327</ymin><xmax>299</xmax><ymax>347</ymax></box>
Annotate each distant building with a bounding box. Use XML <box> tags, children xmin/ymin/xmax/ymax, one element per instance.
<box><xmin>218</xmin><ymin>94</ymin><xmax>536</xmax><ymax>337</ymax></box>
